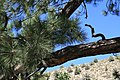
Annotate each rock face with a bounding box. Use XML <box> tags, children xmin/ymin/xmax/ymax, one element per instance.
<box><xmin>46</xmin><ymin>56</ymin><xmax>120</xmax><ymax>80</ymax></box>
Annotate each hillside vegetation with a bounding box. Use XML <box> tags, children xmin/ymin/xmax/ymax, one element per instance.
<box><xmin>37</xmin><ymin>55</ymin><xmax>120</xmax><ymax>80</ymax></box>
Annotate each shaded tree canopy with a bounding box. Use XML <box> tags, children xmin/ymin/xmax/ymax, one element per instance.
<box><xmin>0</xmin><ymin>0</ymin><xmax>120</xmax><ymax>79</ymax></box>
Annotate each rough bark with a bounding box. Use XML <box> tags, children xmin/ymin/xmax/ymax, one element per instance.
<box><xmin>60</xmin><ymin>0</ymin><xmax>84</xmax><ymax>18</ymax></box>
<box><xmin>40</xmin><ymin>37</ymin><xmax>120</xmax><ymax>67</ymax></box>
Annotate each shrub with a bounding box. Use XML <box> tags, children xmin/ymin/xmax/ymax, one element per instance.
<box><xmin>112</xmin><ymin>69</ymin><xmax>120</xmax><ymax>79</ymax></box>
<box><xmin>81</xmin><ymin>64</ymin><xmax>86</xmax><ymax>68</ymax></box>
<box><xmin>67</xmin><ymin>67</ymin><xmax>73</xmax><ymax>73</ymax></box>
<box><xmin>116</xmin><ymin>55</ymin><xmax>120</xmax><ymax>60</ymax></box>
<box><xmin>75</xmin><ymin>67</ymin><xmax>81</xmax><ymax>75</ymax></box>
<box><xmin>85</xmin><ymin>65</ymin><xmax>90</xmax><ymax>70</ymax></box>
<box><xmin>83</xmin><ymin>73</ymin><xmax>91</xmax><ymax>80</ymax></box>
<box><xmin>90</xmin><ymin>62</ymin><xmax>94</xmax><ymax>66</ymax></box>
<box><xmin>55</xmin><ymin>72</ymin><xmax>70</xmax><ymax>80</ymax></box>
<box><xmin>71</xmin><ymin>63</ymin><xmax>74</xmax><ymax>67</ymax></box>
<box><xmin>108</xmin><ymin>56</ymin><xmax>114</xmax><ymax>62</ymax></box>
<box><xmin>60</xmin><ymin>66</ymin><xmax>64</xmax><ymax>69</ymax></box>
<box><xmin>93</xmin><ymin>58</ymin><xmax>98</xmax><ymax>63</ymax></box>
<box><xmin>38</xmin><ymin>77</ymin><xmax>47</xmax><ymax>80</ymax></box>
<box><xmin>105</xmin><ymin>66</ymin><xmax>108</xmax><ymax>71</ymax></box>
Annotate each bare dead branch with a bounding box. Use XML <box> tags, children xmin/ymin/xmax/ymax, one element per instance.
<box><xmin>83</xmin><ymin>1</ymin><xmax>88</xmax><ymax>19</ymax></box>
<box><xmin>85</xmin><ymin>24</ymin><xmax>106</xmax><ymax>40</ymax></box>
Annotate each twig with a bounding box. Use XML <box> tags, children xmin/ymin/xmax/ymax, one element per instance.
<box><xmin>85</xmin><ymin>24</ymin><xmax>106</xmax><ymax>40</ymax></box>
<box><xmin>0</xmin><ymin>13</ymin><xmax>8</xmax><ymax>32</ymax></box>
<box><xmin>25</xmin><ymin>60</ymin><xmax>47</xmax><ymax>79</ymax></box>
<box><xmin>83</xmin><ymin>1</ymin><xmax>88</xmax><ymax>19</ymax></box>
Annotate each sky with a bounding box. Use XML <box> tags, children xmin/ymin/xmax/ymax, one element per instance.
<box><xmin>46</xmin><ymin>1</ymin><xmax>120</xmax><ymax>72</ymax></box>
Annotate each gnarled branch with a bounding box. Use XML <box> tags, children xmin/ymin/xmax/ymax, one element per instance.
<box><xmin>40</xmin><ymin>37</ymin><xmax>120</xmax><ymax>67</ymax></box>
<box><xmin>85</xmin><ymin>24</ymin><xmax>106</xmax><ymax>40</ymax></box>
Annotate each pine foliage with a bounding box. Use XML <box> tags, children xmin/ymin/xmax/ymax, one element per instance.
<box><xmin>0</xmin><ymin>0</ymin><xmax>86</xmax><ymax>79</ymax></box>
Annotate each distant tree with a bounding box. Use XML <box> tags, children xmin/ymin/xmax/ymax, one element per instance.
<box><xmin>0</xmin><ymin>0</ymin><xmax>120</xmax><ymax>79</ymax></box>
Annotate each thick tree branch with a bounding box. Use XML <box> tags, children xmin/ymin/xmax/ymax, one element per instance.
<box><xmin>60</xmin><ymin>0</ymin><xmax>84</xmax><ymax>18</ymax></box>
<box><xmin>38</xmin><ymin>37</ymin><xmax>120</xmax><ymax>67</ymax></box>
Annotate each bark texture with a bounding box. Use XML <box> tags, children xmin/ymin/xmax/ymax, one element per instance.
<box><xmin>60</xmin><ymin>0</ymin><xmax>84</xmax><ymax>18</ymax></box>
<box><xmin>40</xmin><ymin>37</ymin><xmax>120</xmax><ymax>67</ymax></box>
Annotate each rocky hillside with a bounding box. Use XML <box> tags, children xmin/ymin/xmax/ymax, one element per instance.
<box><xmin>39</xmin><ymin>56</ymin><xmax>120</xmax><ymax>80</ymax></box>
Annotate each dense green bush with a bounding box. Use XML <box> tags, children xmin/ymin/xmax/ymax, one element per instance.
<box><xmin>55</xmin><ymin>72</ymin><xmax>70</xmax><ymax>80</ymax></box>
<box><xmin>93</xmin><ymin>58</ymin><xmax>98</xmax><ymax>63</ymax></box>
